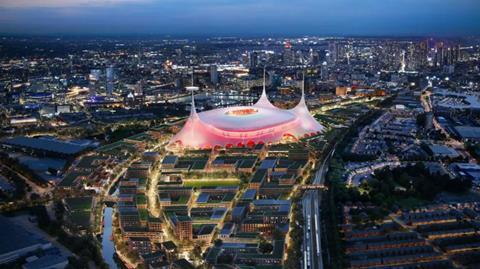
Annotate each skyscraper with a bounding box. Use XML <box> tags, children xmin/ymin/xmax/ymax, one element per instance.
<box><xmin>89</xmin><ymin>69</ymin><xmax>102</xmax><ymax>96</ymax></box>
<box><xmin>248</xmin><ymin>52</ymin><xmax>258</xmax><ymax>69</ymax></box>
<box><xmin>210</xmin><ymin>65</ymin><xmax>219</xmax><ymax>85</ymax></box>
<box><xmin>309</xmin><ymin>49</ymin><xmax>320</xmax><ymax>66</ymax></box>
<box><xmin>328</xmin><ymin>41</ymin><xmax>339</xmax><ymax>63</ymax></box>
<box><xmin>106</xmin><ymin>66</ymin><xmax>115</xmax><ymax>96</ymax></box>
<box><xmin>134</xmin><ymin>80</ymin><xmax>144</xmax><ymax>96</ymax></box>
<box><xmin>321</xmin><ymin>61</ymin><xmax>328</xmax><ymax>80</ymax></box>
<box><xmin>283</xmin><ymin>41</ymin><xmax>295</xmax><ymax>66</ymax></box>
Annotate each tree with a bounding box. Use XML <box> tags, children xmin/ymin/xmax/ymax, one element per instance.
<box><xmin>192</xmin><ymin>244</ymin><xmax>203</xmax><ymax>260</ymax></box>
<box><xmin>214</xmin><ymin>239</ymin><xmax>223</xmax><ymax>247</ymax></box>
<box><xmin>55</xmin><ymin>201</ymin><xmax>65</xmax><ymax>222</ymax></box>
<box><xmin>416</xmin><ymin>113</ymin><xmax>426</xmax><ymax>127</ymax></box>
<box><xmin>258</xmin><ymin>242</ymin><xmax>273</xmax><ymax>254</ymax></box>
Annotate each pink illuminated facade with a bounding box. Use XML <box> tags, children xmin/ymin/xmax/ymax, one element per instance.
<box><xmin>168</xmin><ymin>78</ymin><xmax>324</xmax><ymax>150</ymax></box>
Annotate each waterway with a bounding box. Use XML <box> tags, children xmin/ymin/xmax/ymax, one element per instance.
<box><xmin>101</xmin><ymin>206</ymin><xmax>118</xmax><ymax>269</ymax></box>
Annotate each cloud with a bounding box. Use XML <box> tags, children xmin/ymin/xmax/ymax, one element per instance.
<box><xmin>0</xmin><ymin>0</ymin><xmax>150</xmax><ymax>8</ymax></box>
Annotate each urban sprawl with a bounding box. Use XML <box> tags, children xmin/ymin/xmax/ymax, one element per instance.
<box><xmin>0</xmin><ymin>36</ymin><xmax>480</xmax><ymax>269</ymax></box>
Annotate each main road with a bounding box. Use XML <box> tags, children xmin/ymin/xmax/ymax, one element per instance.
<box><xmin>301</xmin><ymin>147</ymin><xmax>335</xmax><ymax>269</ymax></box>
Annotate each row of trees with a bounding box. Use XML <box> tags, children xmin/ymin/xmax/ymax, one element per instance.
<box><xmin>0</xmin><ymin>152</ymin><xmax>48</xmax><ymax>187</ymax></box>
<box><xmin>284</xmin><ymin>192</ymin><xmax>304</xmax><ymax>269</ymax></box>
<box><xmin>29</xmin><ymin>205</ymin><xmax>109</xmax><ymax>269</ymax></box>
<box><xmin>368</xmin><ymin>163</ymin><xmax>471</xmax><ymax>202</ymax></box>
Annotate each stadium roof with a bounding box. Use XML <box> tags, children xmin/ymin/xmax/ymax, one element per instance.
<box><xmin>168</xmin><ymin>72</ymin><xmax>323</xmax><ymax>149</ymax></box>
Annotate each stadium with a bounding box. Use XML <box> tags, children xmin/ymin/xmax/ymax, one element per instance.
<box><xmin>168</xmin><ymin>78</ymin><xmax>324</xmax><ymax>150</ymax></box>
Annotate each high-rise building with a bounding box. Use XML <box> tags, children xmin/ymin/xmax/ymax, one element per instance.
<box><xmin>399</xmin><ymin>50</ymin><xmax>406</xmax><ymax>72</ymax></box>
<box><xmin>435</xmin><ymin>42</ymin><xmax>445</xmax><ymax>67</ymax></box>
<box><xmin>210</xmin><ymin>65</ymin><xmax>219</xmax><ymax>85</ymax></box>
<box><xmin>283</xmin><ymin>41</ymin><xmax>295</xmax><ymax>66</ymax></box>
<box><xmin>248</xmin><ymin>52</ymin><xmax>258</xmax><ymax>68</ymax></box>
<box><xmin>328</xmin><ymin>41</ymin><xmax>339</xmax><ymax>63</ymax></box>
<box><xmin>419</xmin><ymin>40</ymin><xmax>429</xmax><ymax>68</ymax></box>
<box><xmin>309</xmin><ymin>49</ymin><xmax>320</xmax><ymax>66</ymax></box>
<box><xmin>89</xmin><ymin>69</ymin><xmax>102</xmax><ymax>96</ymax></box>
<box><xmin>134</xmin><ymin>80</ymin><xmax>144</xmax><ymax>96</ymax></box>
<box><xmin>106</xmin><ymin>66</ymin><xmax>115</xmax><ymax>96</ymax></box>
<box><xmin>320</xmin><ymin>62</ymin><xmax>328</xmax><ymax>80</ymax></box>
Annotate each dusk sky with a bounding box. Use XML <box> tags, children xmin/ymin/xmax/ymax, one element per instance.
<box><xmin>1</xmin><ymin>0</ymin><xmax>479</xmax><ymax>36</ymax></box>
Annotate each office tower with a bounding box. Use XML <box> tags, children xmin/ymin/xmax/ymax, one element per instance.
<box><xmin>399</xmin><ymin>50</ymin><xmax>406</xmax><ymax>72</ymax></box>
<box><xmin>248</xmin><ymin>52</ymin><xmax>258</xmax><ymax>68</ymax></box>
<box><xmin>89</xmin><ymin>69</ymin><xmax>102</xmax><ymax>96</ymax></box>
<box><xmin>106</xmin><ymin>66</ymin><xmax>115</xmax><ymax>96</ymax></box>
<box><xmin>309</xmin><ymin>49</ymin><xmax>320</xmax><ymax>66</ymax></box>
<box><xmin>321</xmin><ymin>61</ymin><xmax>328</xmax><ymax>80</ymax></box>
<box><xmin>419</xmin><ymin>40</ymin><xmax>428</xmax><ymax>67</ymax></box>
<box><xmin>328</xmin><ymin>41</ymin><xmax>339</xmax><ymax>63</ymax></box>
<box><xmin>435</xmin><ymin>42</ymin><xmax>445</xmax><ymax>67</ymax></box>
<box><xmin>210</xmin><ymin>65</ymin><xmax>219</xmax><ymax>85</ymax></box>
<box><xmin>134</xmin><ymin>80</ymin><xmax>144</xmax><ymax>96</ymax></box>
<box><xmin>283</xmin><ymin>41</ymin><xmax>295</xmax><ymax>66</ymax></box>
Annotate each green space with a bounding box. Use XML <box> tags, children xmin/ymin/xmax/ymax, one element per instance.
<box><xmin>136</xmin><ymin>194</ymin><xmax>147</xmax><ymax>205</ymax></box>
<box><xmin>395</xmin><ymin>197</ymin><xmax>429</xmax><ymax>209</ymax></box>
<box><xmin>138</xmin><ymin>208</ymin><xmax>149</xmax><ymax>221</ymax></box>
<box><xmin>68</xmin><ymin>211</ymin><xmax>91</xmax><ymax>229</ymax></box>
<box><xmin>172</xmin><ymin>195</ymin><xmax>190</xmax><ymax>204</ymax></box>
<box><xmin>183</xmin><ymin>180</ymin><xmax>239</xmax><ymax>188</ymax></box>
<box><xmin>59</xmin><ymin>171</ymin><xmax>89</xmax><ymax>187</ymax></box>
<box><xmin>96</xmin><ymin>140</ymin><xmax>137</xmax><ymax>156</ymax></box>
<box><xmin>64</xmin><ymin>197</ymin><xmax>93</xmax><ymax>230</ymax></box>
<box><xmin>125</xmin><ymin>131</ymin><xmax>154</xmax><ymax>142</ymax></box>
<box><xmin>105</xmin><ymin>124</ymin><xmax>148</xmax><ymax>143</ymax></box>
<box><xmin>284</xmin><ymin>192</ymin><xmax>304</xmax><ymax>269</ymax></box>
<box><xmin>28</xmin><ymin>205</ymin><xmax>108</xmax><ymax>268</ymax></box>
<box><xmin>65</xmin><ymin>196</ymin><xmax>93</xmax><ymax>211</ymax></box>
<box><xmin>314</xmin><ymin>114</ymin><xmax>342</xmax><ymax>125</ymax></box>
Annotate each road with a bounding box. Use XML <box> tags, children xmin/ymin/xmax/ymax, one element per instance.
<box><xmin>301</xmin><ymin>147</ymin><xmax>335</xmax><ymax>269</ymax></box>
<box><xmin>302</xmin><ymin>190</ymin><xmax>323</xmax><ymax>269</ymax></box>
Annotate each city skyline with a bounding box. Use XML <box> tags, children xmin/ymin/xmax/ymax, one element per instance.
<box><xmin>1</xmin><ymin>0</ymin><xmax>480</xmax><ymax>36</ymax></box>
<box><xmin>1</xmin><ymin>1</ymin><xmax>480</xmax><ymax>269</ymax></box>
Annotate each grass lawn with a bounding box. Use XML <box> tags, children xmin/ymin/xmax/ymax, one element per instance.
<box><xmin>65</xmin><ymin>196</ymin><xmax>93</xmax><ymax>210</ymax></box>
<box><xmin>136</xmin><ymin>194</ymin><xmax>147</xmax><ymax>205</ymax></box>
<box><xmin>395</xmin><ymin>197</ymin><xmax>428</xmax><ymax>210</ymax></box>
<box><xmin>68</xmin><ymin>211</ymin><xmax>91</xmax><ymax>228</ymax></box>
<box><xmin>183</xmin><ymin>180</ymin><xmax>239</xmax><ymax>188</ymax></box>
<box><xmin>138</xmin><ymin>208</ymin><xmax>149</xmax><ymax>221</ymax></box>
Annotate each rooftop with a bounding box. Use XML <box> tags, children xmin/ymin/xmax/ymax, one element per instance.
<box><xmin>2</xmin><ymin>136</ymin><xmax>89</xmax><ymax>155</ymax></box>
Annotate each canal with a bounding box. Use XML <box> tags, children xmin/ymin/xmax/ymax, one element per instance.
<box><xmin>101</xmin><ymin>206</ymin><xmax>118</xmax><ymax>269</ymax></box>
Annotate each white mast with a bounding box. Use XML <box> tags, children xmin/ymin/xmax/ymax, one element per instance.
<box><xmin>254</xmin><ymin>66</ymin><xmax>277</xmax><ymax>109</ymax></box>
<box><xmin>187</xmin><ymin>67</ymin><xmax>198</xmax><ymax>116</ymax></box>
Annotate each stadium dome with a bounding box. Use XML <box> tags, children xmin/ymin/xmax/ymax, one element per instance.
<box><xmin>168</xmin><ymin>73</ymin><xmax>324</xmax><ymax>150</ymax></box>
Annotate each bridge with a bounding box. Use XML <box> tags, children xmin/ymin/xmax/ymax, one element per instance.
<box><xmin>299</xmin><ymin>184</ymin><xmax>328</xmax><ymax>191</ymax></box>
